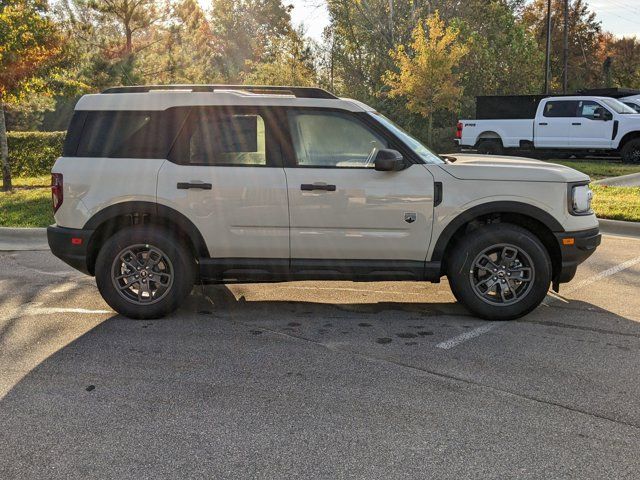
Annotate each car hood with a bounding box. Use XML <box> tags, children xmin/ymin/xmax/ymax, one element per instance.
<box><xmin>439</xmin><ymin>154</ymin><xmax>589</xmax><ymax>183</ymax></box>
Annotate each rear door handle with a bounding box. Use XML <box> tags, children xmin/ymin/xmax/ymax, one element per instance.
<box><xmin>572</xmin><ymin>122</ymin><xmax>582</xmax><ymax>126</ymax></box>
<box><xmin>301</xmin><ymin>184</ymin><xmax>336</xmax><ymax>192</ymax></box>
<box><xmin>177</xmin><ymin>182</ymin><xmax>212</xmax><ymax>190</ymax></box>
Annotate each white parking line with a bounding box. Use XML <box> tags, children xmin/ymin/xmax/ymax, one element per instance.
<box><xmin>436</xmin><ymin>322</ymin><xmax>500</xmax><ymax>350</ymax></box>
<box><xmin>26</xmin><ymin>307</ymin><xmax>112</xmax><ymax>315</ymax></box>
<box><xmin>544</xmin><ymin>254</ymin><xmax>640</xmax><ymax>305</ymax></box>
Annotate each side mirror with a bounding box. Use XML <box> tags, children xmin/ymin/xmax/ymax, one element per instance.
<box><xmin>374</xmin><ymin>149</ymin><xmax>406</xmax><ymax>171</ymax></box>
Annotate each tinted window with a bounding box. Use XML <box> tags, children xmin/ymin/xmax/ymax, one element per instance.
<box><xmin>287</xmin><ymin>111</ymin><xmax>388</xmax><ymax>168</ymax></box>
<box><xmin>543</xmin><ymin>101</ymin><xmax>578</xmax><ymax>118</ymax></box>
<box><xmin>188</xmin><ymin>110</ymin><xmax>267</xmax><ymax>166</ymax></box>
<box><xmin>75</xmin><ymin>109</ymin><xmax>187</xmax><ymax>158</ymax></box>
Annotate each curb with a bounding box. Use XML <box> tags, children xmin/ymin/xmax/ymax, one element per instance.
<box><xmin>593</xmin><ymin>172</ymin><xmax>640</xmax><ymax>187</ymax></box>
<box><xmin>597</xmin><ymin>218</ymin><xmax>640</xmax><ymax>238</ymax></box>
<box><xmin>0</xmin><ymin>227</ymin><xmax>48</xmax><ymax>251</ymax></box>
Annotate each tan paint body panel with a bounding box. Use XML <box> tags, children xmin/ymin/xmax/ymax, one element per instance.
<box><xmin>285</xmin><ymin>165</ymin><xmax>435</xmax><ymax>261</ymax></box>
<box><xmin>156</xmin><ymin>162</ymin><xmax>290</xmax><ymax>259</ymax></box>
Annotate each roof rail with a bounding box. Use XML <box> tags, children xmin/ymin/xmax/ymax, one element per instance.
<box><xmin>101</xmin><ymin>84</ymin><xmax>338</xmax><ymax>99</ymax></box>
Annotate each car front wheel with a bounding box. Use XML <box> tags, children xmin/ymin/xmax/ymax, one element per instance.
<box><xmin>447</xmin><ymin>224</ymin><xmax>551</xmax><ymax>320</ymax></box>
<box><xmin>95</xmin><ymin>226</ymin><xmax>195</xmax><ymax>319</ymax></box>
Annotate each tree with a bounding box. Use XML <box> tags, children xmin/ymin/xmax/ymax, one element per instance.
<box><xmin>210</xmin><ymin>0</ymin><xmax>294</xmax><ymax>81</ymax></box>
<box><xmin>597</xmin><ymin>34</ymin><xmax>640</xmax><ymax>89</ymax></box>
<box><xmin>243</xmin><ymin>28</ymin><xmax>317</xmax><ymax>86</ymax></box>
<box><xmin>522</xmin><ymin>0</ymin><xmax>602</xmax><ymax>92</ymax></box>
<box><xmin>383</xmin><ymin>11</ymin><xmax>469</xmax><ymax>146</ymax></box>
<box><xmin>0</xmin><ymin>0</ymin><xmax>65</xmax><ymax>191</ymax></box>
<box><xmin>451</xmin><ymin>0</ymin><xmax>544</xmax><ymax>115</ymax></box>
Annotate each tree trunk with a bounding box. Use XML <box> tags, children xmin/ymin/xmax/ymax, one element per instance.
<box><xmin>0</xmin><ymin>96</ymin><xmax>11</xmax><ymax>192</ymax></box>
<box><xmin>427</xmin><ymin>115</ymin><xmax>433</xmax><ymax>149</ymax></box>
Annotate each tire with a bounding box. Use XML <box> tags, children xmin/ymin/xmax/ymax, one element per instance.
<box><xmin>621</xmin><ymin>139</ymin><xmax>640</xmax><ymax>164</ymax></box>
<box><xmin>95</xmin><ymin>226</ymin><xmax>196</xmax><ymax>319</ymax></box>
<box><xmin>447</xmin><ymin>224</ymin><xmax>551</xmax><ymax>321</ymax></box>
<box><xmin>476</xmin><ymin>140</ymin><xmax>503</xmax><ymax>155</ymax></box>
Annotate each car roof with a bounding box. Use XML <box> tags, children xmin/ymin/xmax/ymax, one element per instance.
<box><xmin>75</xmin><ymin>85</ymin><xmax>375</xmax><ymax>113</ymax></box>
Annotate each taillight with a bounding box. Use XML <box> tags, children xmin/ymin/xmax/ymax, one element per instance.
<box><xmin>51</xmin><ymin>173</ymin><xmax>63</xmax><ymax>213</ymax></box>
<box><xmin>456</xmin><ymin>122</ymin><xmax>463</xmax><ymax>139</ymax></box>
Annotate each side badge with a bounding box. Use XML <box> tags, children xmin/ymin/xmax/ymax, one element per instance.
<box><xmin>404</xmin><ymin>212</ymin><xmax>417</xmax><ymax>224</ymax></box>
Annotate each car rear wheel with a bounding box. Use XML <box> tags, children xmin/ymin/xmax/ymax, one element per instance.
<box><xmin>447</xmin><ymin>224</ymin><xmax>551</xmax><ymax>320</ymax></box>
<box><xmin>95</xmin><ymin>226</ymin><xmax>195</xmax><ymax>319</ymax></box>
<box><xmin>476</xmin><ymin>139</ymin><xmax>503</xmax><ymax>155</ymax></box>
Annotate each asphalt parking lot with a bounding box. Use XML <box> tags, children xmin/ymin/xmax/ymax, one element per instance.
<box><xmin>1</xmin><ymin>234</ymin><xmax>640</xmax><ymax>479</ymax></box>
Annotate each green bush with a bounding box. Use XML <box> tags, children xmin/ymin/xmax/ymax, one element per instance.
<box><xmin>7</xmin><ymin>131</ymin><xmax>66</xmax><ymax>177</ymax></box>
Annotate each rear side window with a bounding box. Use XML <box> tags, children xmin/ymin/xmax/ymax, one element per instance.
<box><xmin>188</xmin><ymin>110</ymin><xmax>267</xmax><ymax>166</ymax></box>
<box><xmin>543</xmin><ymin>101</ymin><xmax>578</xmax><ymax>118</ymax></box>
<box><xmin>73</xmin><ymin>109</ymin><xmax>187</xmax><ymax>158</ymax></box>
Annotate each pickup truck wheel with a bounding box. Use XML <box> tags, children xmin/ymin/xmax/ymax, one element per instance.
<box><xmin>476</xmin><ymin>140</ymin><xmax>503</xmax><ymax>155</ymax></box>
<box><xmin>621</xmin><ymin>139</ymin><xmax>640</xmax><ymax>164</ymax></box>
<box><xmin>447</xmin><ymin>224</ymin><xmax>551</xmax><ymax>320</ymax></box>
<box><xmin>95</xmin><ymin>226</ymin><xmax>196</xmax><ymax>319</ymax></box>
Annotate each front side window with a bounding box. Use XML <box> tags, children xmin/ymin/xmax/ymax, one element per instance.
<box><xmin>188</xmin><ymin>110</ymin><xmax>267</xmax><ymax>166</ymax></box>
<box><xmin>543</xmin><ymin>101</ymin><xmax>579</xmax><ymax>118</ymax></box>
<box><xmin>578</xmin><ymin>100</ymin><xmax>607</xmax><ymax>120</ymax></box>
<box><xmin>287</xmin><ymin>110</ymin><xmax>388</xmax><ymax>168</ymax></box>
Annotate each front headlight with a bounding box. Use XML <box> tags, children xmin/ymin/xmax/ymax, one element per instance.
<box><xmin>570</xmin><ymin>184</ymin><xmax>593</xmax><ymax>215</ymax></box>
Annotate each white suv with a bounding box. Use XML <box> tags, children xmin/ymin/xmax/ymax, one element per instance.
<box><xmin>47</xmin><ymin>85</ymin><xmax>601</xmax><ymax>320</ymax></box>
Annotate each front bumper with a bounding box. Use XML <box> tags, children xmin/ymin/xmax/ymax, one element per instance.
<box><xmin>47</xmin><ymin>225</ymin><xmax>94</xmax><ymax>275</ymax></box>
<box><xmin>553</xmin><ymin>227</ymin><xmax>601</xmax><ymax>288</ymax></box>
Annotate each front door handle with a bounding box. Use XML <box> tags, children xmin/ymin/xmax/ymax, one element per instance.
<box><xmin>177</xmin><ymin>182</ymin><xmax>212</xmax><ymax>190</ymax></box>
<box><xmin>301</xmin><ymin>184</ymin><xmax>336</xmax><ymax>192</ymax></box>
<box><xmin>538</xmin><ymin>122</ymin><xmax>548</xmax><ymax>126</ymax></box>
<box><xmin>572</xmin><ymin>122</ymin><xmax>582</xmax><ymax>126</ymax></box>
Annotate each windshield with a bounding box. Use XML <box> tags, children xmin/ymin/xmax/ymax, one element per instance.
<box><xmin>370</xmin><ymin>112</ymin><xmax>444</xmax><ymax>164</ymax></box>
<box><xmin>600</xmin><ymin>98</ymin><xmax>637</xmax><ymax>114</ymax></box>
<box><xmin>624</xmin><ymin>102</ymin><xmax>640</xmax><ymax>114</ymax></box>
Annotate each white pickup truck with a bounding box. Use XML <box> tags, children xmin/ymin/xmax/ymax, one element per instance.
<box><xmin>456</xmin><ymin>96</ymin><xmax>640</xmax><ymax>163</ymax></box>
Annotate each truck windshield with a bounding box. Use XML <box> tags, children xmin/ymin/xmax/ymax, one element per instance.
<box><xmin>370</xmin><ymin>112</ymin><xmax>444</xmax><ymax>164</ymax></box>
<box><xmin>600</xmin><ymin>98</ymin><xmax>637</xmax><ymax>114</ymax></box>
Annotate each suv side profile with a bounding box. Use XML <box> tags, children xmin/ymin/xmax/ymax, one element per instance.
<box><xmin>48</xmin><ymin>85</ymin><xmax>601</xmax><ymax>320</ymax></box>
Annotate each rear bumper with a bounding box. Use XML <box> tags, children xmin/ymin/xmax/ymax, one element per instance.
<box><xmin>47</xmin><ymin>225</ymin><xmax>94</xmax><ymax>275</ymax></box>
<box><xmin>553</xmin><ymin>227</ymin><xmax>601</xmax><ymax>286</ymax></box>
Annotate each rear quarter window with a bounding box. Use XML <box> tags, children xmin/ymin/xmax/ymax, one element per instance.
<box><xmin>71</xmin><ymin>108</ymin><xmax>188</xmax><ymax>158</ymax></box>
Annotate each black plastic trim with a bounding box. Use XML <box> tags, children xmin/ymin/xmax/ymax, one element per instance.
<box><xmin>47</xmin><ymin>225</ymin><xmax>94</xmax><ymax>275</ymax></box>
<box><xmin>83</xmin><ymin>201</ymin><xmax>209</xmax><ymax>258</ymax></box>
<box><xmin>430</xmin><ymin>201</ymin><xmax>566</xmax><ymax>262</ymax></box>
<box><xmin>199</xmin><ymin>258</ymin><xmax>442</xmax><ymax>283</ymax></box>
<box><xmin>553</xmin><ymin>227</ymin><xmax>601</xmax><ymax>287</ymax></box>
<box><xmin>434</xmin><ymin>182</ymin><xmax>443</xmax><ymax>207</ymax></box>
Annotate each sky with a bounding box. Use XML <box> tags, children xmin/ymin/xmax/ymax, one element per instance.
<box><xmin>285</xmin><ymin>0</ymin><xmax>640</xmax><ymax>41</ymax></box>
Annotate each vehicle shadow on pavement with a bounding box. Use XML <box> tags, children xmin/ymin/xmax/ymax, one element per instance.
<box><xmin>2</xmin><ymin>284</ymin><xmax>640</xmax><ymax>477</ymax></box>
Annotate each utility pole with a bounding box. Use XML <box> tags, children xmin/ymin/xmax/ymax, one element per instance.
<box><xmin>563</xmin><ymin>0</ymin><xmax>569</xmax><ymax>93</ymax></box>
<box><xmin>544</xmin><ymin>0</ymin><xmax>552</xmax><ymax>94</ymax></box>
<box><xmin>389</xmin><ymin>0</ymin><xmax>394</xmax><ymax>45</ymax></box>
